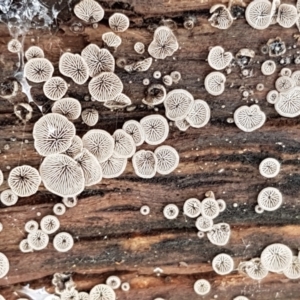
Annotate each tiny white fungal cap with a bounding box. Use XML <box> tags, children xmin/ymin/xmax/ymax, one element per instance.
<box><xmin>82</xmin><ymin>129</ymin><xmax>114</xmax><ymax>163</ymax></box>
<box><xmin>19</xmin><ymin>239</ymin><xmax>33</xmax><ymax>253</ymax></box>
<box><xmin>209</xmin><ymin>5</ymin><xmax>233</xmax><ymax>30</ymax></box>
<box><xmin>104</xmin><ymin>93</ymin><xmax>132</xmax><ymax>110</ymax></box>
<box><xmin>275</xmin><ymin>87</ymin><xmax>300</xmax><ymax>118</ymax></box>
<box><xmin>88</xmin><ymin>72</ymin><xmax>123</xmax><ymax>102</ymax></box>
<box><xmin>233</xmin><ymin>297</ymin><xmax>249</xmax><ymax>300</ymax></box>
<box><xmin>194</xmin><ymin>279</ymin><xmax>211</xmax><ymax>296</ymax></box>
<box><xmin>74</xmin><ymin>0</ymin><xmax>104</xmax><ymax>23</ymax></box>
<box><xmin>51</xmin><ymin>97</ymin><xmax>82</xmax><ymax>120</ymax></box>
<box><xmin>53</xmin><ymin>232</ymin><xmax>74</xmax><ymax>252</ymax></box>
<box><xmin>140</xmin><ymin>205</ymin><xmax>150</xmax><ymax>215</ymax></box>
<box><xmin>280</xmin><ymin>67</ymin><xmax>292</xmax><ymax>77</ymax></box>
<box><xmin>212</xmin><ymin>253</ymin><xmax>234</xmax><ymax>275</ymax></box>
<box><xmin>102</xmin><ymin>32</ymin><xmax>122</xmax><ymax>48</ymax></box>
<box><xmin>256</xmin><ymin>83</ymin><xmax>264</xmax><ymax>92</ymax></box>
<box><xmin>153</xmin><ymin>71</ymin><xmax>161</xmax><ymax>79</ymax></box>
<box><xmin>204</xmin><ymin>71</ymin><xmax>226</xmax><ymax>96</ymax></box>
<box><xmin>186</xmin><ymin>99</ymin><xmax>210</xmax><ymax>128</ymax></box>
<box><xmin>266</xmin><ymin>90</ymin><xmax>279</xmax><ymax>104</ymax></box>
<box><xmin>277</xmin><ymin>4</ymin><xmax>298</xmax><ymax>28</ymax></box>
<box><xmin>0</xmin><ymin>252</ymin><xmax>9</xmax><ymax>278</ymax></box>
<box><xmin>33</xmin><ymin>113</ymin><xmax>76</xmax><ymax>156</ymax></box>
<box><xmin>242</xmin><ymin>257</ymin><xmax>268</xmax><ymax>280</ymax></box>
<box><xmin>283</xmin><ymin>256</ymin><xmax>300</xmax><ymax>279</ymax></box>
<box><xmin>121</xmin><ymin>282</ymin><xmax>130</xmax><ymax>292</ymax></box>
<box><xmin>82</xmin><ymin>108</ymin><xmax>99</xmax><ymax>126</ymax></box>
<box><xmin>113</xmin><ymin>129</ymin><xmax>136</xmax><ymax>158</ymax></box>
<box><xmin>43</xmin><ymin>77</ymin><xmax>68</xmax><ymax>101</ymax></box>
<box><xmin>25</xmin><ymin>46</ymin><xmax>44</xmax><ymax>60</ymax></box>
<box><xmin>148</xmin><ymin>26</ymin><xmax>179</xmax><ymax>60</ymax></box>
<box><xmin>89</xmin><ymin>284</ymin><xmax>116</xmax><ymax>300</ymax></box>
<box><xmin>24</xmin><ymin>58</ymin><xmax>54</xmax><ymax>83</ymax></box>
<box><xmin>8</xmin><ymin>165</ymin><xmax>41</xmax><ymax>197</ymax></box>
<box><xmin>140</xmin><ymin>114</ymin><xmax>169</xmax><ymax>145</ymax></box>
<box><xmin>0</xmin><ymin>189</ymin><xmax>18</xmax><ymax>206</ymax></box>
<box><xmin>197</xmin><ymin>231</ymin><xmax>205</xmax><ymax>239</ymax></box>
<box><xmin>109</xmin><ymin>13</ymin><xmax>130</xmax><ymax>32</ymax></box>
<box><xmin>261</xmin><ymin>243</ymin><xmax>293</xmax><ymax>272</ymax></box>
<box><xmin>162</xmin><ymin>75</ymin><xmax>173</xmax><ymax>86</ymax></box>
<box><xmin>275</xmin><ymin>76</ymin><xmax>294</xmax><ymax>92</ymax></box>
<box><xmin>195</xmin><ymin>216</ymin><xmax>213</xmax><ymax>232</ymax></box>
<box><xmin>122</xmin><ymin>120</ymin><xmax>145</xmax><ymax>146</ymax></box>
<box><xmin>7</xmin><ymin>39</ymin><xmax>22</xmax><ymax>53</ymax></box>
<box><xmin>106</xmin><ymin>275</ymin><xmax>121</xmax><ymax>289</ymax></box>
<box><xmin>234</xmin><ymin>104</ymin><xmax>266</xmax><ymax>132</ymax></box>
<box><xmin>207</xmin><ymin>222</ymin><xmax>231</xmax><ymax>246</ymax></box>
<box><xmin>100</xmin><ymin>154</ymin><xmax>127</xmax><ymax>179</ymax></box>
<box><xmin>208</xmin><ymin>46</ymin><xmax>232</xmax><ymax>70</ymax></box>
<box><xmin>245</xmin><ymin>0</ymin><xmax>272</xmax><ymax>30</ymax></box>
<box><xmin>261</xmin><ymin>60</ymin><xmax>276</xmax><ymax>76</ymax></box>
<box><xmin>127</xmin><ymin>57</ymin><xmax>153</xmax><ymax>72</ymax></box>
<box><xmin>164</xmin><ymin>89</ymin><xmax>194</xmax><ymax>121</ymax></box>
<box><xmin>65</xmin><ymin>135</ymin><xmax>83</xmax><ymax>158</ymax></box>
<box><xmin>24</xmin><ymin>220</ymin><xmax>39</xmax><ymax>233</ymax></box>
<box><xmin>0</xmin><ymin>222</ymin><xmax>2</xmax><ymax>233</ymax></box>
<box><xmin>183</xmin><ymin>198</ymin><xmax>201</xmax><ymax>218</ymax></box>
<box><xmin>143</xmin><ymin>84</ymin><xmax>166</xmax><ymax>106</ymax></box>
<box><xmin>154</xmin><ymin>145</ymin><xmax>179</xmax><ymax>175</ymax></box>
<box><xmin>170</xmin><ymin>71</ymin><xmax>181</xmax><ymax>84</ymax></box>
<box><xmin>78</xmin><ymin>292</ymin><xmax>90</xmax><ymax>300</ymax></box>
<box><xmin>74</xmin><ymin>149</ymin><xmax>102</xmax><ymax>186</ymax></box>
<box><xmin>62</xmin><ymin>197</ymin><xmax>78</xmax><ymax>208</ymax></box>
<box><xmin>132</xmin><ymin>150</ymin><xmax>157</xmax><ymax>179</ymax></box>
<box><xmin>40</xmin><ymin>154</ymin><xmax>85</xmax><ymax>197</ymax></box>
<box><xmin>0</xmin><ymin>170</ymin><xmax>3</xmax><ymax>187</ymax></box>
<box><xmin>53</xmin><ymin>203</ymin><xmax>66</xmax><ymax>216</ymax></box>
<box><xmin>163</xmin><ymin>203</ymin><xmax>179</xmax><ymax>220</ymax></box>
<box><xmin>81</xmin><ymin>44</ymin><xmax>115</xmax><ymax>77</ymax></box>
<box><xmin>143</xmin><ymin>78</ymin><xmax>150</xmax><ymax>86</ymax></box>
<box><xmin>28</xmin><ymin>229</ymin><xmax>49</xmax><ymax>251</ymax></box>
<box><xmin>60</xmin><ymin>289</ymin><xmax>78</xmax><ymax>300</ymax></box>
<box><xmin>257</xmin><ymin>187</ymin><xmax>282</xmax><ymax>211</ymax></box>
<box><xmin>201</xmin><ymin>197</ymin><xmax>220</xmax><ymax>219</ymax></box>
<box><xmin>216</xmin><ymin>199</ymin><xmax>226</xmax><ymax>212</ymax></box>
<box><xmin>175</xmin><ymin>119</ymin><xmax>190</xmax><ymax>131</ymax></box>
<box><xmin>259</xmin><ymin>158</ymin><xmax>280</xmax><ymax>178</ymax></box>
<box><xmin>40</xmin><ymin>215</ymin><xmax>60</xmax><ymax>235</ymax></box>
<box><xmin>134</xmin><ymin>42</ymin><xmax>145</xmax><ymax>54</ymax></box>
<box><xmin>255</xmin><ymin>204</ymin><xmax>264</xmax><ymax>214</ymax></box>
<box><xmin>291</xmin><ymin>70</ymin><xmax>300</xmax><ymax>87</ymax></box>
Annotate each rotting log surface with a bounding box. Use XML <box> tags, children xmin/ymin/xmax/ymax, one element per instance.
<box><xmin>0</xmin><ymin>0</ymin><xmax>300</xmax><ymax>299</ymax></box>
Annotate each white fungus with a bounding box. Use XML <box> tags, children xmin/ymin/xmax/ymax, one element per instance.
<box><xmin>102</xmin><ymin>32</ymin><xmax>122</xmax><ymax>48</ymax></box>
<box><xmin>25</xmin><ymin>46</ymin><xmax>44</xmax><ymax>60</ymax></box>
<box><xmin>143</xmin><ymin>84</ymin><xmax>166</xmax><ymax>106</ymax></box>
<box><xmin>207</xmin><ymin>222</ymin><xmax>231</xmax><ymax>246</ymax></box>
<box><xmin>261</xmin><ymin>60</ymin><xmax>276</xmax><ymax>76</ymax></box>
<box><xmin>134</xmin><ymin>42</ymin><xmax>145</xmax><ymax>54</ymax></box>
<box><xmin>233</xmin><ymin>297</ymin><xmax>249</xmax><ymax>300</ymax></box>
<box><xmin>40</xmin><ymin>215</ymin><xmax>60</xmax><ymax>235</ymax></box>
<box><xmin>259</xmin><ymin>158</ymin><xmax>280</xmax><ymax>178</ymax></box>
<box><xmin>74</xmin><ymin>0</ymin><xmax>104</xmax><ymax>23</ymax></box>
<box><xmin>65</xmin><ymin>135</ymin><xmax>83</xmax><ymax>158</ymax></box>
<box><xmin>154</xmin><ymin>145</ymin><xmax>179</xmax><ymax>175</ymax></box>
<box><xmin>121</xmin><ymin>282</ymin><xmax>130</xmax><ymax>292</ymax></box>
<box><xmin>183</xmin><ymin>198</ymin><xmax>202</xmax><ymax>218</ymax></box>
<box><xmin>51</xmin><ymin>97</ymin><xmax>82</xmax><ymax>120</ymax></box>
<box><xmin>24</xmin><ymin>220</ymin><xmax>39</xmax><ymax>233</ymax></box>
<box><xmin>277</xmin><ymin>4</ymin><xmax>298</xmax><ymax>28</ymax></box>
<box><xmin>24</xmin><ymin>58</ymin><xmax>54</xmax><ymax>83</ymax></box>
<box><xmin>82</xmin><ymin>108</ymin><xmax>99</xmax><ymax>126</ymax></box>
<box><xmin>89</xmin><ymin>284</ymin><xmax>116</xmax><ymax>300</ymax></box>
<box><xmin>275</xmin><ymin>76</ymin><xmax>294</xmax><ymax>92</ymax></box>
<box><xmin>241</xmin><ymin>257</ymin><xmax>268</xmax><ymax>280</ymax></box>
<box><xmin>208</xmin><ymin>46</ymin><xmax>232</xmax><ymax>70</ymax></box>
<box><xmin>27</xmin><ymin>230</ymin><xmax>49</xmax><ymax>251</ymax></box>
<box><xmin>53</xmin><ymin>232</ymin><xmax>74</xmax><ymax>252</ymax></box>
<box><xmin>0</xmin><ymin>252</ymin><xmax>10</xmax><ymax>278</ymax></box>
<box><xmin>204</xmin><ymin>71</ymin><xmax>226</xmax><ymax>96</ymax></box>
<box><xmin>0</xmin><ymin>170</ymin><xmax>3</xmax><ymax>187</ymax></box>
<box><xmin>60</xmin><ymin>290</ymin><xmax>79</xmax><ymax>300</ymax></box>
<box><xmin>109</xmin><ymin>13</ymin><xmax>130</xmax><ymax>32</ymax></box>
<box><xmin>163</xmin><ymin>204</ymin><xmax>179</xmax><ymax>220</ymax></box>
<box><xmin>153</xmin><ymin>71</ymin><xmax>161</xmax><ymax>79</ymax></box>
<box><xmin>216</xmin><ymin>199</ymin><xmax>226</xmax><ymax>212</ymax></box>
<box><xmin>100</xmin><ymin>154</ymin><xmax>127</xmax><ymax>179</ymax></box>
<box><xmin>162</xmin><ymin>75</ymin><xmax>173</xmax><ymax>86</ymax></box>
<box><xmin>104</xmin><ymin>93</ymin><xmax>132</xmax><ymax>110</ymax></box>
<box><xmin>291</xmin><ymin>70</ymin><xmax>300</xmax><ymax>86</ymax></box>
<box><xmin>106</xmin><ymin>275</ymin><xmax>121</xmax><ymax>289</ymax></box>
<box><xmin>245</xmin><ymin>0</ymin><xmax>272</xmax><ymax>30</ymax></box>
<box><xmin>8</xmin><ymin>39</ymin><xmax>22</xmax><ymax>53</ymax></box>
<box><xmin>122</xmin><ymin>120</ymin><xmax>145</xmax><ymax>146</ymax></box>
<box><xmin>43</xmin><ymin>77</ymin><xmax>68</xmax><ymax>101</ymax></box>
<box><xmin>175</xmin><ymin>119</ymin><xmax>190</xmax><ymax>131</ymax></box>
<box><xmin>212</xmin><ymin>253</ymin><xmax>234</xmax><ymax>275</ymax></box>
<box><xmin>201</xmin><ymin>197</ymin><xmax>220</xmax><ymax>219</ymax></box>
<box><xmin>140</xmin><ymin>205</ymin><xmax>150</xmax><ymax>215</ymax></box>
<box><xmin>62</xmin><ymin>197</ymin><xmax>78</xmax><ymax>208</ymax></box>
<box><xmin>266</xmin><ymin>90</ymin><xmax>279</xmax><ymax>104</ymax></box>
<box><xmin>170</xmin><ymin>71</ymin><xmax>181</xmax><ymax>84</ymax></box>
<box><xmin>280</xmin><ymin>67</ymin><xmax>292</xmax><ymax>77</ymax></box>
<box><xmin>255</xmin><ymin>204</ymin><xmax>264</xmax><ymax>214</ymax></box>
<box><xmin>186</xmin><ymin>99</ymin><xmax>210</xmax><ymax>128</ymax></box>
<box><xmin>132</xmin><ymin>150</ymin><xmax>157</xmax><ymax>179</ymax></box>
<box><xmin>19</xmin><ymin>239</ymin><xmax>33</xmax><ymax>253</ymax></box>
<box><xmin>0</xmin><ymin>189</ymin><xmax>18</xmax><ymax>206</ymax></box>
<box><xmin>283</xmin><ymin>256</ymin><xmax>300</xmax><ymax>279</ymax></box>
<box><xmin>195</xmin><ymin>216</ymin><xmax>214</xmax><ymax>232</ymax></box>
<box><xmin>209</xmin><ymin>4</ymin><xmax>234</xmax><ymax>30</ymax></box>
<box><xmin>113</xmin><ymin>129</ymin><xmax>136</xmax><ymax>158</ymax></box>
<box><xmin>78</xmin><ymin>292</ymin><xmax>90</xmax><ymax>300</ymax></box>
<box><xmin>53</xmin><ymin>203</ymin><xmax>66</xmax><ymax>216</ymax></box>
<box><xmin>125</xmin><ymin>57</ymin><xmax>153</xmax><ymax>73</ymax></box>
<box><xmin>275</xmin><ymin>87</ymin><xmax>300</xmax><ymax>118</ymax></box>
<box><xmin>193</xmin><ymin>279</ymin><xmax>211</xmax><ymax>296</ymax></box>
<box><xmin>257</xmin><ymin>187</ymin><xmax>282</xmax><ymax>211</ymax></box>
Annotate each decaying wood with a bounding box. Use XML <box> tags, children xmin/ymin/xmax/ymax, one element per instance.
<box><xmin>0</xmin><ymin>0</ymin><xmax>300</xmax><ymax>299</ymax></box>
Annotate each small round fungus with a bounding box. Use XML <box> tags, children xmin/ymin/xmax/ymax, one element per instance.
<box><xmin>82</xmin><ymin>129</ymin><xmax>114</xmax><ymax>163</ymax></box>
<box><xmin>201</xmin><ymin>197</ymin><xmax>220</xmax><ymax>219</ymax></box>
<box><xmin>102</xmin><ymin>32</ymin><xmax>122</xmax><ymax>48</ymax></box>
<box><xmin>183</xmin><ymin>198</ymin><xmax>201</xmax><ymax>218</ymax></box>
<box><xmin>140</xmin><ymin>114</ymin><xmax>169</xmax><ymax>145</ymax></box>
<box><xmin>261</xmin><ymin>243</ymin><xmax>293</xmax><ymax>273</ymax></box>
<box><xmin>8</xmin><ymin>39</ymin><xmax>22</xmax><ymax>53</ymax></box>
<box><xmin>109</xmin><ymin>13</ymin><xmax>130</xmax><ymax>32</ymax></box>
<box><xmin>100</xmin><ymin>154</ymin><xmax>127</xmax><ymax>179</ymax></box>
<box><xmin>132</xmin><ymin>150</ymin><xmax>157</xmax><ymax>179</ymax></box>
<box><xmin>122</xmin><ymin>120</ymin><xmax>145</xmax><ymax>146</ymax></box>
<box><xmin>245</xmin><ymin>0</ymin><xmax>272</xmax><ymax>30</ymax></box>
<box><xmin>0</xmin><ymin>189</ymin><xmax>18</xmax><ymax>206</ymax></box>
<box><xmin>140</xmin><ymin>205</ymin><xmax>150</xmax><ymax>215</ymax></box>
<box><xmin>277</xmin><ymin>4</ymin><xmax>298</xmax><ymax>28</ymax></box>
<box><xmin>82</xmin><ymin>108</ymin><xmax>99</xmax><ymax>126</ymax></box>
<box><xmin>194</xmin><ymin>279</ymin><xmax>211</xmax><ymax>296</ymax></box>
<box><xmin>175</xmin><ymin>119</ymin><xmax>190</xmax><ymax>131</ymax></box>
<box><xmin>163</xmin><ymin>204</ymin><xmax>179</xmax><ymax>220</ymax></box>
<box><xmin>255</xmin><ymin>204</ymin><xmax>264</xmax><ymax>214</ymax></box>
<box><xmin>280</xmin><ymin>67</ymin><xmax>292</xmax><ymax>77</ymax></box>
<box><xmin>25</xmin><ymin>46</ymin><xmax>44</xmax><ymax>60</ymax></box>
<box><xmin>121</xmin><ymin>282</ymin><xmax>130</xmax><ymax>292</ymax></box>
<box><xmin>25</xmin><ymin>220</ymin><xmax>39</xmax><ymax>233</ymax></box>
<box><xmin>143</xmin><ymin>84</ymin><xmax>166</xmax><ymax>106</ymax></box>
<box><xmin>43</xmin><ymin>77</ymin><xmax>68</xmax><ymax>101</ymax></box>
<box><xmin>53</xmin><ymin>232</ymin><xmax>74</xmax><ymax>252</ymax></box>
<box><xmin>186</xmin><ymin>99</ymin><xmax>210</xmax><ymax>128</ymax></box>
<box><xmin>162</xmin><ymin>75</ymin><xmax>173</xmax><ymax>86</ymax></box>
<box><xmin>89</xmin><ymin>284</ymin><xmax>116</xmax><ymax>300</ymax></box>
<box><xmin>40</xmin><ymin>215</ymin><xmax>60</xmax><ymax>235</ymax></box>
<box><xmin>0</xmin><ymin>222</ymin><xmax>2</xmax><ymax>233</ymax></box>
<box><xmin>217</xmin><ymin>199</ymin><xmax>226</xmax><ymax>212</ymax></box>
<box><xmin>204</xmin><ymin>71</ymin><xmax>226</xmax><ymax>96</ymax></box>
<box><xmin>257</xmin><ymin>187</ymin><xmax>282</xmax><ymax>211</ymax></box>
<box><xmin>256</xmin><ymin>83</ymin><xmax>264</xmax><ymax>92</ymax></box>
<box><xmin>78</xmin><ymin>292</ymin><xmax>90</xmax><ymax>300</ymax></box>
<box><xmin>208</xmin><ymin>46</ymin><xmax>232</xmax><ymax>70</ymax></box>
<box><xmin>261</xmin><ymin>60</ymin><xmax>276</xmax><ymax>75</ymax></box>
<box><xmin>291</xmin><ymin>70</ymin><xmax>300</xmax><ymax>86</ymax></box>
<box><xmin>0</xmin><ymin>170</ymin><xmax>3</xmax><ymax>187</ymax></box>
<box><xmin>126</xmin><ymin>57</ymin><xmax>153</xmax><ymax>73</ymax></box>
<box><xmin>8</xmin><ymin>165</ymin><xmax>41</xmax><ymax>197</ymax></box>
<box><xmin>164</xmin><ymin>89</ymin><xmax>194</xmax><ymax>121</ymax></box>
<box><xmin>113</xmin><ymin>129</ymin><xmax>136</xmax><ymax>159</ymax></box>
<box><xmin>0</xmin><ymin>252</ymin><xmax>9</xmax><ymax>278</ymax></box>
<box><xmin>209</xmin><ymin>4</ymin><xmax>234</xmax><ymax>30</ymax></box>
<box><xmin>88</xmin><ymin>72</ymin><xmax>123</xmax><ymax>102</ymax></box>
<box><xmin>242</xmin><ymin>257</ymin><xmax>268</xmax><ymax>280</ymax></box>
<box><xmin>170</xmin><ymin>71</ymin><xmax>181</xmax><ymax>84</ymax></box>
<box><xmin>233</xmin><ymin>297</ymin><xmax>249</xmax><ymax>300</ymax></box>
<box><xmin>62</xmin><ymin>197</ymin><xmax>78</xmax><ymax>208</ymax></box>
<box><xmin>28</xmin><ymin>229</ymin><xmax>49</xmax><ymax>251</ymax></box>
<box><xmin>104</xmin><ymin>93</ymin><xmax>132</xmax><ymax>110</ymax></box>
<box><xmin>143</xmin><ymin>79</ymin><xmax>150</xmax><ymax>86</ymax></box>
<box><xmin>153</xmin><ymin>71</ymin><xmax>161</xmax><ymax>79</ymax></box>
<box><xmin>53</xmin><ymin>203</ymin><xmax>66</xmax><ymax>216</ymax></box>
<box><xmin>207</xmin><ymin>222</ymin><xmax>231</xmax><ymax>246</ymax></box>
<box><xmin>74</xmin><ymin>0</ymin><xmax>104</xmax><ymax>23</ymax></box>
<box><xmin>51</xmin><ymin>97</ymin><xmax>82</xmax><ymax>120</ymax></box>
<box><xmin>40</xmin><ymin>154</ymin><xmax>85</xmax><ymax>197</ymax></box>
<box><xmin>154</xmin><ymin>145</ymin><xmax>179</xmax><ymax>175</ymax></box>
<box><xmin>283</xmin><ymin>256</ymin><xmax>300</xmax><ymax>279</ymax></box>
<box><xmin>212</xmin><ymin>253</ymin><xmax>234</xmax><ymax>275</ymax></box>
<box><xmin>106</xmin><ymin>275</ymin><xmax>121</xmax><ymax>289</ymax></box>
<box><xmin>259</xmin><ymin>158</ymin><xmax>280</xmax><ymax>178</ymax></box>
<box><xmin>234</xmin><ymin>104</ymin><xmax>266</xmax><ymax>132</ymax></box>
<box><xmin>65</xmin><ymin>135</ymin><xmax>83</xmax><ymax>158</ymax></box>
<box><xmin>275</xmin><ymin>87</ymin><xmax>300</xmax><ymax>118</ymax></box>
<box><xmin>60</xmin><ymin>289</ymin><xmax>79</xmax><ymax>300</ymax></box>
<box><xmin>24</xmin><ymin>58</ymin><xmax>54</xmax><ymax>83</ymax></box>
<box><xmin>275</xmin><ymin>76</ymin><xmax>294</xmax><ymax>92</ymax></box>
<box><xmin>266</xmin><ymin>90</ymin><xmax>279</xmax><ymax>104</ymax></box>
<box><xmin>134</xmin><ymin>42</ymin><xmax>145</xmax><ymax>54</ymax></box>
<box><xmin>195</xmin><ymin>216</ymin><xmax>214</xmax><ymax>232</ymax></box>
<box><xmin>19</xmin><ymin>239</ymin><xmax>33</xmax><ymax>253</ymax></box>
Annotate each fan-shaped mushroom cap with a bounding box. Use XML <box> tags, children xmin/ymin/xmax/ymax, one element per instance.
<box><xmin>40</xmin><ymin>215</ymin><xmax>60</xmax><ymax>234</ymax></box>
<box><xmin>148</xmin><ymin>26</ymin><xmax>179</xmax><ymax>60</ymax></box>
<box><xmin>208</xmin><ymin>46</ymin><xmax>233</xmax><ymax>70</ymax></box>
<box><xmin>125</xmin><ymin>58</ymin><xmax>153</xmax><ymax>73</ymax></box>
<box><xmin>88</xmin><ymin>72</ymin><xmax>123</xmax><ymax>102</ymax></box>
<box><xmin>89</xmin><ymin>284</ymin><xmax>116</xmax><ymax>300</ymax></box>
<box><xmin>175</xmin><ymin>119</ymin><xmax>190</xmax><ymax>131</ymax></box>
<box><xmin>170</xmin><ymin>71</ymin><xmax>181</xmax><ymax>84</ymax></box>
<box><xmin>186</xmin><ymin>99</ymin><xmax>210</xmax><ymax>128</ymax></box>
<box><xmin>82</xmin><ymin>129</ymin><xmax>114</xmax><ymax>163</ymax></box>
<box><xmin>275</xmin><ymin>76</ymin><xmax>294</xmax><ymax>92</ymax></box>
<box><xmin>19</xmin><ymin>239</ymin><xmax>33</xmax><ymax>253</ymax></box>
<box><xmin>208</xmin><ymin>4</ymin><xmax>234</xmax><ymax>30</ymax></box>
<box><xmin>163</xmin><ymin>203</ymin><xmax>179</xmax><ymax>219</ymax></box>
<box><xmin>241</xmin><ymin>257</ymin><xmax>268</xmax><ymax>280</ymax></box>
<box><xmin>277</xmin><ymin>4</ymin><xmax>298</xmax><ymax>28</ymax></box>
<box><xmin>183</xmin><ymin>198</ymin><xmax>201</xmax><ymax>218</ymax></box>
<box><xmin>212</xmin><ymin>253</ymin><xmax>234</xmax><ymax>275</ymax></box>
<box><xmin>106</xmin><ymin>275</ymin><xmax>121</xmax><ymax>290</ymax></box>
<box><xmin>259</xmin><ymin>158</ymin><xmax>280</xmax><ymax>178</ymax></box>
<box><xmin>61</xmin><ymin>289</ymin><xmax>78</xmax><ymax>300</ymax></box>
<box><xmin>65</xmin><ymin>135</ymin><xmax>83</xmax><ymax>158</ymax></box>
<box><xmin>163</xmin><ymin>75</ymin><xmax>173</xmax><ymax>86</ymax></box>
<box><xmin>51</xmin><ymin>97</ymin><xmax>82</xmax><ymax>120</ymax></box>
<box><xmin>74</xmin><ymin>148</ymin><xmax>102</xmax><ymax>186</ymax></box>
<box><xmin>113</xmin><ymin>129</ymin><xmax>136</xmax><ymax>158</ymax></box>
<box><xmin>257</xmin><ymin>187</ymin><xmax>282</xmax><ymax>211</ymax></box>
<box><xmin>204</xmin><ymin>71</ymin><xmax>226</xmax><ymax>96</ymax></box>
<box><xmin>275</xmin><ymin>87</ymin><xmax>300</xmax><ymax>118</ymax></box>
<box><xmin>122</xmin><ymin>120</ymin><xmax>145</xmax><ymax>146</ymax></box>
<box><xmin>102</xmin><ymin>32</ymin><xmax>122</xmax><ymax>48</ymax></box>
<box><xmin>132</xmin><ymin>150</ymin><xmax>157</xmax><ymax>179</ymax></box>
<box><xmin>7</xmin><ymin>39</ymin><xmax>22</xmax><ymax>53</ymax></box>
<box><xmin>280</xmin><ymin>67</ymin><xmax>292</xmax><ymax>77</ymax></box>
<box><xmin>8</xmin><ymin>165</ymin><xmax>41</xmax><ymax>197</ymax></box>
<box><xmin>283</xmin><ymin>256</ymin><xmax>300</xmax><ymax>279</ymax></box>
<box><xmin>154</xmin><ymin>145</ymin><xmax>179</xmax><ymax>175</ymax></box>
<box><xmin>201</xmin><ymin>197</ymin><xmax>220</xmax><ymax>219</ymax></box>
<box><xmin>266</xmin><ymin>90</ymin><xmax>279</xmax><ymax>104</ymax></box>
<box><xmin>140</xmin><ymin>114</ymin><xmax>169</xmax><ymax>145</ymax></box>
<box><xmin>291</xmin><ymin>70</ymin><xmax>300</xmax><ymax>86</ymax></box>
<box><xmin>78</xmin><ymin>292</ymin><xmax>90</xmax><ymax>300</ymax></box>
<box><xmin>25</xmin><ymin>46</ymin><xmax>44</xmax><ymax>60</ymax></box>
<box><xmin>234</xmin><ymin>104</ymin><xmax>266</xmax><ymax>132</ymax></box>
<box><xmin>40</xmin><ymin>154</ymin><xmax>85</xmax><ymax>197</ymax></box>
<box><xmin>53</xmin><ymin>203</ymin><xmax>66</xmax><ymax>216</ymax></box>
<box><xmin>100</xmin><ymin>154</ymin><xmax>127</xmax><ymax>178</ymax></box>
<box><xmin>43</xmin><ymin>77</ymin><xmax>68</xmax><ymax>101</ymax></box>
<box><xmin>134</xmin><ymin>42</ymin><xmax>145</xmax><ymax>54</ymax></box>
<box><xmin>121</xmin><ymin>282</ymin><xmax>130</xmax><ymax>292</ymax></box>
<box><xmin>195</xmin><ymin>215</ymin><xmax>213</xmax><ymax>232</ymax></box>
<box><xmin>0</xmin><ymin>252</ymin><xmax>9</xmax><ymax>278</ymax></box>
<box><xmin>33</xmin><ymin>113</ymin><xmax>76</xmax><ymax>156</ymax></box>
<box><xmin>81</xmin><ymin>44</ymin><xmax>115</xmax><ymax>77</ymax></box>
<box><xmin>143</xmin><ymin>84</ymin><xmax>166</xmax><ymax>106</ymax></box>
<box><xmin>109</xmin><ymin>13</ymin><xmax>130</xmax><ymax>32</ymax></box>
<box><xmin>74</xmin><ymin>0</ymin><xmax>104</xmax><ymax>23</ymax></box>
<box><xmin>104</xmin><ymin>93</ymin><xmax>132</xmax><ymax>110</ymax></box>
<box><xmin>0</xmin><ymin>189</ymin><xmax>18</xmax><ymax>206</ymax></box>
<box><xmin>24</xmin><ymin>58</ymin><xmax>54</xmax><ymax>83</ymax></box>
<box><xmin>245</xmin><ymin>0</ymin><xmax>272</xmax><ymax>30</ymax></box>
<box><xmin>166</xmin><ymin>90</ymin><xmax>193</xmax><ymax>122</ymax></box>
<box><xmin>59</xmin><ymin>53</ymin><xmax>89</xmax><ymax>85</ymax></box>
<box><xmin>207</xmin><ymin>222</ymin><xmax>231</xmax><ymax>246</ymax></box>
<box><xmin>194</xmin><ymin>279</ymin><xmax>211</xmax><ymax>296</ymax></box>
<box><xmin>81</xmin><ymin>108</ymin><xmax>99</xmax><ymax>126</ymax></box>
<box><xmin>24</xmin><ymin>220</ymin><xmax>39</xmax><ymax>233</ymax></box>
<box><xmin>62</xmin><ymin>197</ymin><xmax>78</xmax><ymax>208</ymax></box>
<box><xmin>53</xmin><ymin>232</ymin><xmax>74</xmax><ymax>252</ymax></box>
<box><xmin>28</xmin><ymin>229</ymin><xmax>49</xmax><ymax>251</ymax></box>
